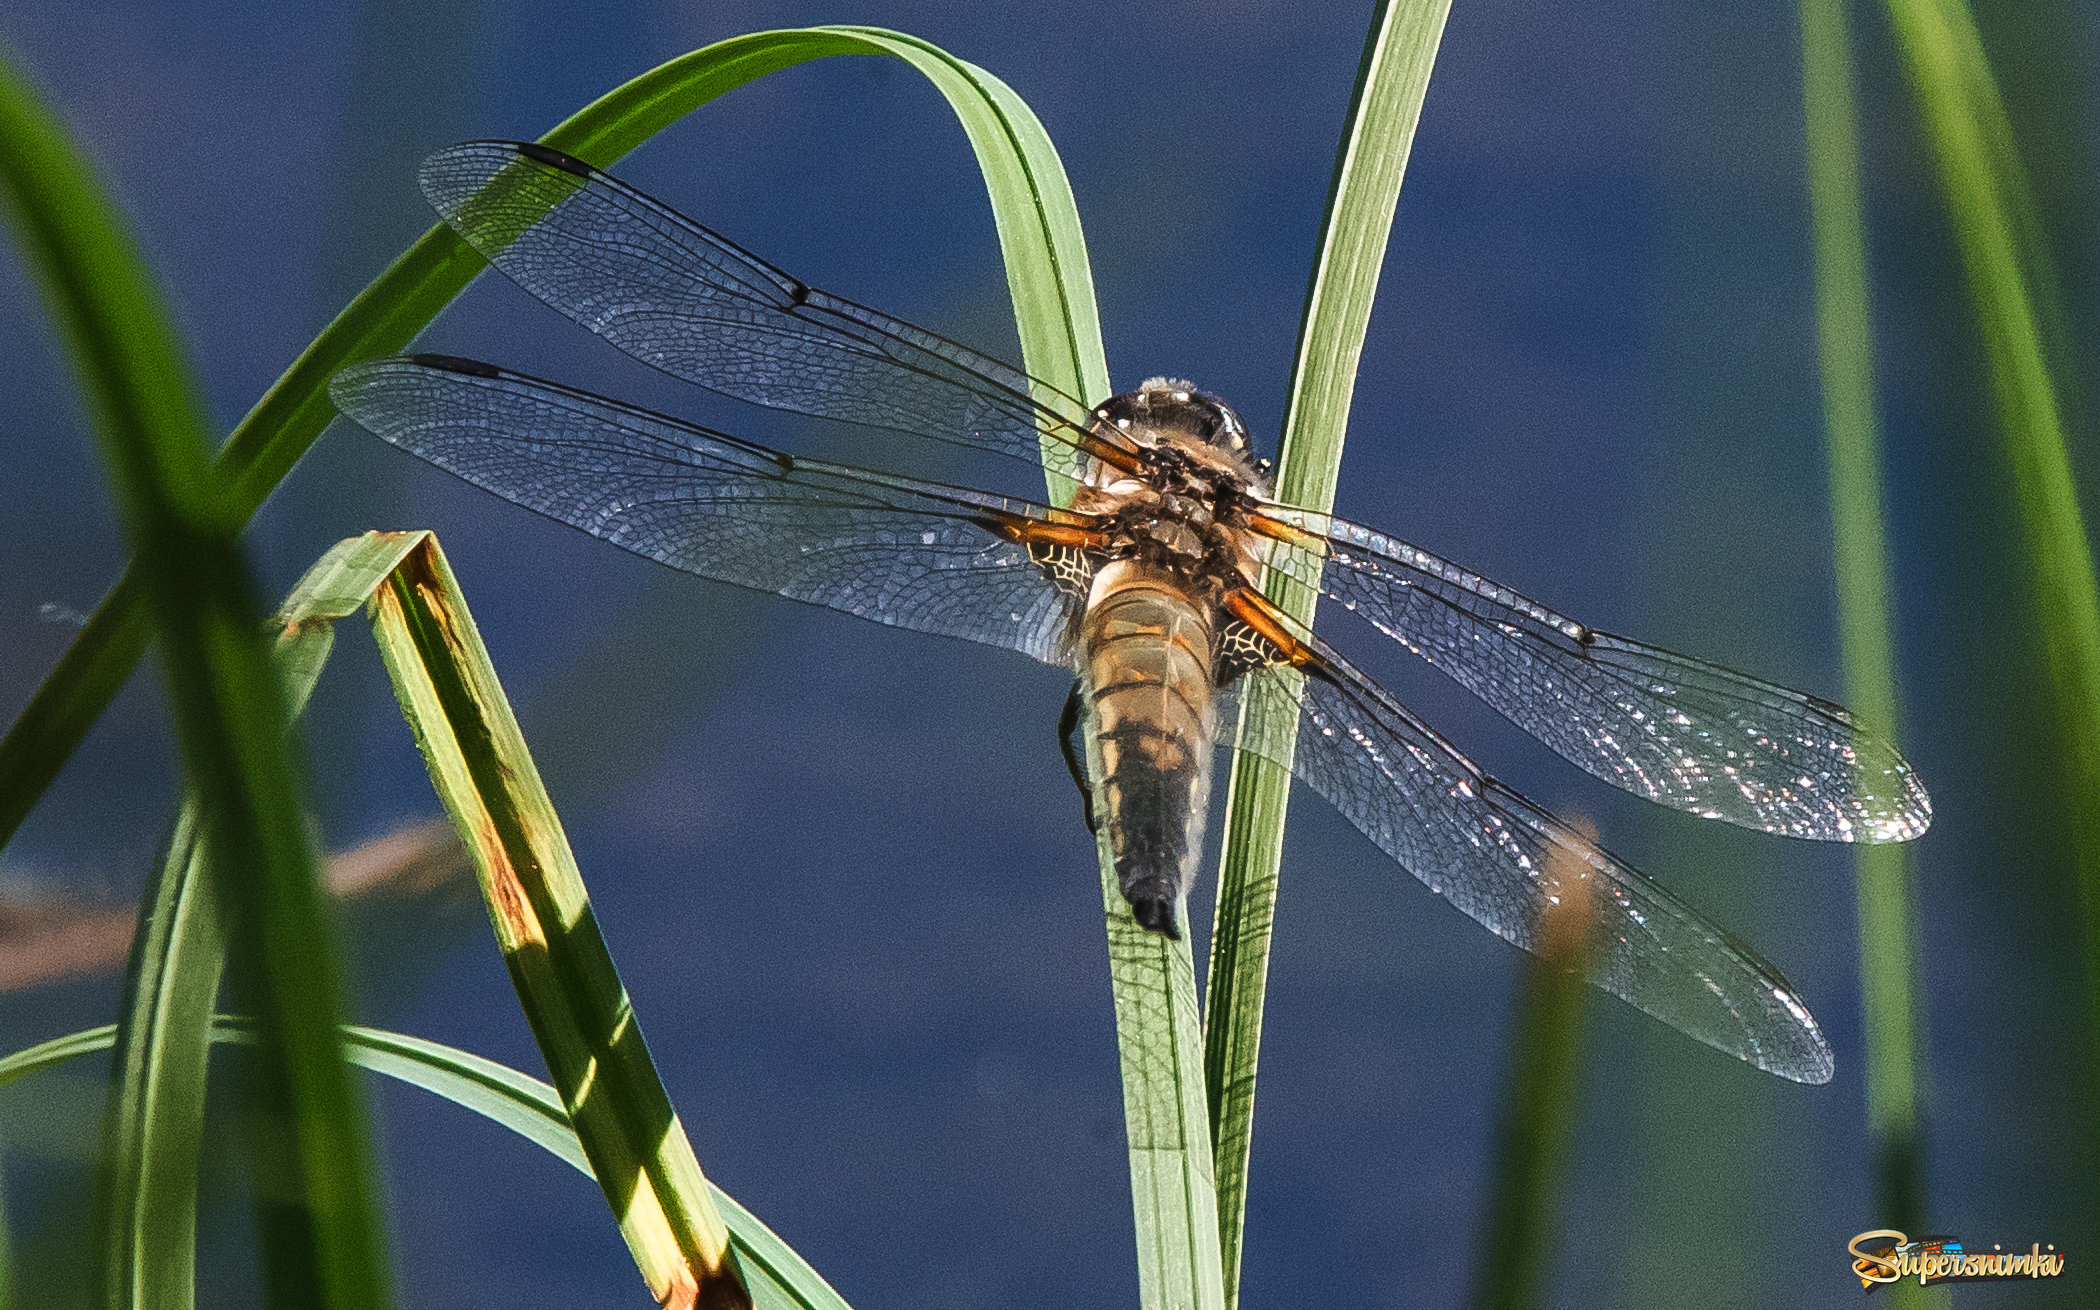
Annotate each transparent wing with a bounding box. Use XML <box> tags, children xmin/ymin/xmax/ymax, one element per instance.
<box><xmin>1252</xmin><ymin>506</ymin><xmax>1930</xmax><ymax>843</ymax></box>
<box><xmin>1233</xmin><ymin>638</ymin><xmax>1833</xmax><ymax>1084</ymax></box>
<box><xmin>419</xmin><ymin>141</ymin><xmax>1120</xmax><ymax>488</ymax></box>
<box><xmin>329</xmin><ymin>355</ymin><xmax>1091</xmax><ymax>664</ymax></box>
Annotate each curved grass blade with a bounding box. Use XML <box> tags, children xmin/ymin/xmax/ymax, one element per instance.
<box><xmin>0</xmin><ymin>24</ymin><xmax>1104</xmax><ymax>854</ymax></box>
<box><xmin>358</xmin><ymin>531</ymin><xmax>743</xmax><ymax>1310</ymax></box>
<box><xmin>1879</xmin><ymin>0</ymin><xmax>2100</xmax><ymax>1119</ymax></box>
<box><xmin>312</xmin><ymin>1025</ymin><xmax>854</xmax><ymax>1310</ymax></box>
<box><xmin>1</xmin><ymin>1023</ymin><xmax>853</xmax><ymax>1310</ymax></box>
<box><xmin>0</xmin><ymin>1026</ymin><xmax>118</xmax><ymax>1089</ymax></box>
<box><xmin>1801</xmin><ymin>0</ymin><xmax>1930</xmax><ymax>1233</ymax></box>
<box><xmin>1204</xmin><ymin>4</ymin><xmax>1453</xmax><ymax>1301</ymax></box>
<box><xmin>0</xmin><ymin>54</ymin><xmax>390</xmax><ymax>1310</ymax></box>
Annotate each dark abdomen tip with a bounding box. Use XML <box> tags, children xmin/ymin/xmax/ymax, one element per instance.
<box><xmin>1129</xmin><ymin>896</ymin><xmax>1181</xmax><ymax>940</ymax></box>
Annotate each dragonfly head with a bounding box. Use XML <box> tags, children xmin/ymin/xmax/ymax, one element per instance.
<box><xmin>1087</xmin><ymin>379</ymin><xmax>1268</xmax><ymax>499</ymax></box>
<box><xmin>1112</xmin><ymin>377</ymin><xmax>1252</xmax><ymax>455</ymax></box>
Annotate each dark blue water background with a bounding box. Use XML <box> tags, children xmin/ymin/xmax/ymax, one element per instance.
<box><xmin>1</xmin><ymin>1</ymin><xmax>2095</xmax><ymax>1306</ymax></box>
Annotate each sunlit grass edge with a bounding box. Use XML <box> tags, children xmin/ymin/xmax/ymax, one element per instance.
<box><xmin>1204</xmin><ymin>3</ymin><xmax>1454</xmax><ymax>1303</ymax></box>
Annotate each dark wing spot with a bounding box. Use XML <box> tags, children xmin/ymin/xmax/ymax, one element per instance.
<box><xmin>515</xmin><ymin>141</ymin><xmax>594</xmax><ymax>177</ymax></box>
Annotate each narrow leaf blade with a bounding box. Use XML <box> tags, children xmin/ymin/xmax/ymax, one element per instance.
<box><xmin>1801</xmin><ymin>0</ymin><xmax>1930</xmax><ymax>1229</ymax></box>
<box><xmin>97</xmin><ymin>558</ymin><xmax>358</xmax><ymax>1310</ymax></box>
<box><xmin>360</xmin><ymin>534</ymin><xmax>741</xmax><ymax>1307</ymax></box>
<box><xmin>1880</xmin><ymin>0</ymin><xmax>2100</xmax><ymax>1145</ymax></box>
<box><xmin>1206</xmin><ymin>5</ymin><xmax>1454</xmax><ymax>1303</ymax></box>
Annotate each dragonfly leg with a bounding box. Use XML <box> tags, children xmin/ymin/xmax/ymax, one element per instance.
<box><xmin>1058</xmin><ymin>678</ymin><xmax>1099</xmax><ymax>833</ymax></box>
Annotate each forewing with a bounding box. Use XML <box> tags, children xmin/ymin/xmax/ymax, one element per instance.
<box><xmin>329</xmin><ymin>356</ymin><xmax>1089</xmax><ymax>663</ymax></box>
<box><xmin>1233</xmin><ymin>645</ymin><xmax>1833</xmax><ymax>1083</ymax></box>
<box><xmin>417</xmin><ymin>141</ymin><xmax>1110</xmax><ymax>487</ymax></box>
<box><xmin>1253</xmin><ymin>507</ymin><xmax>1930</xmax><ymax>843</ymax></box>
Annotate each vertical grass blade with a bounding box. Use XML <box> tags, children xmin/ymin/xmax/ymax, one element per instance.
<box><xmin>1879</xmin><ymin>0</ymin><xmax>2100</xmax><ymax>1114</ymax></box>
<box><xmin>99</xmin><ymin>795</ymin><xmax>222</xmax><ymax>1310</ymax></box>
<box><xmin>1800</xmin><ymin>0</ymin><xmax>1931</xmax><ymax>1235</ymax></box>
<box><xmin>0</xmin><ymin>53</ymin><xmax>390</xmax><ymax>1310</ymax></box>
<box><xmin>1466</xmin><ymin>836</ymin><xmax>1598</xmax><ymax>1310</ymax></box>
<box><xmin>1205</xmin><ymin>4</ymin><xmax>1453</xmax><ymax>1301</ymax></box>
<box><xmin>97</xmin><ymin>603</ymin><xmax>337</xmax><ymax>1310</ymax></box>
<box><xmin>356</xmin><ymin>531</ymin><xmax>744</xmax><ymax>1310</ymax></box>
<box><xmin>0</xmin><ymin>24</ymin><xmax>1104</xmax><ymax>858</ymax></box>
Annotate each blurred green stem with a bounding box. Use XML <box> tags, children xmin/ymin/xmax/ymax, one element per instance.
<box><xmin>0</xmin><ymin>52</ymin><xmax>389</xmax><ymax>1310</ymax></box>
<box><xmin>1800</xmin><ymin>0</ymin><xmax>1928</xmax><ymax>1233</ymax></box>
<box><xmin>1880</xmin><ymin>0</ymin><xmax>2100</xmax><ymax>1158</ymax></box>
<box><xmin>1466</xmin><ymin>844</ymin><xmax>1595</xmax><ymax>1310</ymax></box>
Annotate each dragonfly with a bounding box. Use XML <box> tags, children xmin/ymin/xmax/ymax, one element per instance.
<box><xmin>331</xmin><ymin>141</ymin><xmax>1932</xmax><ymax>1085</ymax></box>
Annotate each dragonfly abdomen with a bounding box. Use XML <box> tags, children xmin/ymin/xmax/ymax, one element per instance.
<box><xmin>1080</xmin><ymin>560</ymin><xmax>1220</xmax><ymax>939</ymax></box>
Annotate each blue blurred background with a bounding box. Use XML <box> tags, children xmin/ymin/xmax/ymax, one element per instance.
<box><xmin>2</xmin><ymin>0</ymin><xmax>2096</xmax><ymax>1305</ymax></box>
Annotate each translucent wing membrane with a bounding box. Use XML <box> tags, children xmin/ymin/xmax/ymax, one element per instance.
<box><xmin>338</xmin><ymin>141</ymin><xmax>1925</xmax><ymax>1081</ymax></box>
<box><xmin>411</xmin><ymin>139</ymin><xmax>1927</xmax><ymax>849</ymax></box>
<box><xmin>1234</xmin><ymin>644</ymin><xmax>1833</xmax><ymax>1084</ymax></box>
<box><xmin>1254</xmin><ymin>507</ymin><xmax>1931</xmax><ymax>843</ymax></box>
<box><xmin>419</xmin><ymin>141</ymin><xmax>1108</xmax><ymax>487</ymax></box>
<box><xmin>329</xmin><ymin>356</ymin><xmax>1087</xmax><ymax>662</ymax></box>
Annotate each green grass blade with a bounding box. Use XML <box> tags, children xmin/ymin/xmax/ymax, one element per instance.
<box><xmin>0</xmin><ymin>1026</ymin><xmax>120</xmax><ymax>1088</ymax></box>
<box><xmin>874</xmin><ymin>28</ymin><xmax>1228</xmax><ymax>1307</ymax></box>
<box><xmin>2</xmin><ymin>1022</ymin><xmax>854</xmax><ymax>1310</ymax></box>
<box><xmin>99</xmin><ymin>797</ymin><xmax>221</xmax><ymax>1310</ymax></box>
<box><xmin>1879</xmin><ymin>0</ymin><xmax>2100</xmax><ymax>1120</ymax></box>
<box><xmin>1801</xmin><ymin>0</ymin><xmax>1930</xmax><ymax>1235</ymax></box>
<box><xmin>97</xmin><ymin>565</ymin><xmax>349</xmax><ymax>1310</ymax></box>
<box><xmin>1204</xmin><ymin>4</ymin><xmax>1453</xmax><ymax>1301</ymax></box>
<box><xmin>334</xmin><ymin>1023</ymin><xmax>594</xmax><ymax>1179</ymax></box>
<box><xmin>0</xmin><ymin>53</ymin><xmax>390</xmax><ymax>1310</ymax></box>
<box><xmin>324</xmin><ymin>1025</ymin><xmax>854</xmax><ymax>1310</ymax></box>
<box><xmin>0</xmin><ymin>23</ymin><xmax>1106</xmax><ymax>856</ymax></box>
<box><xmin>360</xmin><ymin>532</ymin><xmax>745</xmax><ymax>1310</ymax></box>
